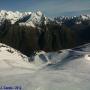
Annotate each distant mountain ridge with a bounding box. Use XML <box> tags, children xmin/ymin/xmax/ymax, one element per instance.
<box><xmin>54</xmin><ymin>14</ymin><xmax>90</xmax><ymax>25</ymax></box>
<box><xmin>1</xmin><ymin>10</ymin><xmax>90</xmax><ymax>27</ymax></box>
<box><xmin>0</xmin><ymin>10</ymin><xmax>48</xmax><ymax>27</ymax></box>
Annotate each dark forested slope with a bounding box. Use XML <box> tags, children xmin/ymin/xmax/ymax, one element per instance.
<box><xmin>0</xmin><ymin>19</ymin><xmax>90</xmax><ymax>56</ymax></box>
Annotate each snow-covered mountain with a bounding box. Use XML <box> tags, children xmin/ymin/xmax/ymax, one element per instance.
<box><xmin>54</xmin><ymin>14</ymin><xmax>90</xmax><ymax>25</ymax></box>
<box><xmin>1</xmin><ymin>10</ymin><xmax>90</xmax><ymax>28</ymax></box>
<box><xmin>0</xmin><ymin>10</ymin><xmax>48</xmax><ymax>27</ymax></box>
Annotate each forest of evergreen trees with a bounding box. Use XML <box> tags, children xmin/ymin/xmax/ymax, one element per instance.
<box><xmin>0</xmin><ymin>19</ymin><xmax>90</xmax><ymax>56</ymax></box>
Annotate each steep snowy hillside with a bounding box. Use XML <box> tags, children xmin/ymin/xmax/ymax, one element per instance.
<box><xmin>0</xmin><ymin>43</ymin><xmax>36</xmax><ymax>70</ymax></box>
<box><xmin>0</xmin><ymin>43</ymin><xmax>90</xmax><ymax>90</ymax></box>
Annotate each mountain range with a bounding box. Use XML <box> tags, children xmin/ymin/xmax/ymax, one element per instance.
<box><xmin>0</xmin><ymin>10</ymin><xmax>90</xmax><ymax>56</ymax></box>
<box><xmin>0</xmin><ymin>10</ymin><xmax>90</xmax><ymax>27</ymax></box>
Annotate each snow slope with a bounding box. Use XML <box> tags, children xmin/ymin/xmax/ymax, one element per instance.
<box><xmin>0</xmin><ymin>43</ymin><xmax>36</xmax><ymax>75</ymax></box>
<box><xmin>0</xmin><ymin>43</ymin><xmax>90</xmax><ymax>90</ymax></box>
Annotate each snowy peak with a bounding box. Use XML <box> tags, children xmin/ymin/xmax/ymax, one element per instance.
<box><xmin>19</xmin><ymin>10</ymin><xmax>48</xmax><ymax>27</ymax></box>
<box><xmin>0</xmin><ymin>10</ymin><xmax>32</xmax><ymax>24</ymax></box>
<box><xmin>0</xmin><ymin>10</ymin><xmax>22</xmax><ymax>24</ymax></box>
<box><xmin>55</xmin><ymin>14</ymin><xmax>90</xmax><ymax>21</ymax></box>
<box><xmin>54</xmin><ymin>14</ymin><xmax>90</xmax><ymax>25</ymax></box>
<box><xmin>80</xmin><ymin>14</ymin><xmax>90</xmax><ymax>20</ymax></box>
<box><xmin>36</xmin><ymin>10</ymin><xmax>43</xmax><ymax>16</ymax></box>
<box><xmin>1</xmin><ymin>10</ymin><xmax>90</xmax><ymax>27</ymax></box>
<box><xmin>0</xmin><ymin>10</ymin><xmax>48</xmax><ymax>27</ymax></box>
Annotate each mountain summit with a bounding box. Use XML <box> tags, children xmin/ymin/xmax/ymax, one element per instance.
<box><xmin>0</xmin><ymin>10</ymin><xmax>48</xmax><ymax>27</ymax></box>
<box><xmin>0</xmin><ymin>10</ymin><xmax>90</xmax><ymax>27</ymax></box>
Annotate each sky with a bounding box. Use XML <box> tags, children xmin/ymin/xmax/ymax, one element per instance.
<box><xmin>0</xmin><ymin>0</ymin><xmax>90</xmax><ymax>17</ymax></box>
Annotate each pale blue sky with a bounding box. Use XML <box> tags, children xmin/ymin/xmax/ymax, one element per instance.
<box><xmin>0</xmin><ymin>0</ymin><xmax>90</xmax><ymax>17</ymax></box>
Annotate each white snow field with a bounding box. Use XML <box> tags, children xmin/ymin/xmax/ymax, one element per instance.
<box><xmin>0</xmin><ymin>43</ymin><xmax>90</xmax><ymax>90</ymax></box>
